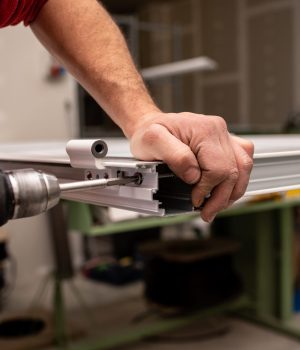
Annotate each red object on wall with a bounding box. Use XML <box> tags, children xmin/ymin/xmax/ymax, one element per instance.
<box><xmin>0</xmin><ymin>0</ymin><xmax>48</xmax><ymax>28</ymax></box>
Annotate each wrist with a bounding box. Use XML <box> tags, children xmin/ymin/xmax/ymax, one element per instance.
<box><xmin>122</xmin><ymin>107</ymin><xmax>162</xmax><ymax>138</ymax></box>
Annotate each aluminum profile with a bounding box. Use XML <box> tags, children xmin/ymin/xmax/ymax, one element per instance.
<box><xmin>0</xmin><ymin>135</ymin><xmax>299</xmax><ymax>215</ymax></box>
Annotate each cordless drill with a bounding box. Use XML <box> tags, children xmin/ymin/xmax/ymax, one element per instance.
<box><xmin>0</xmin><ymin>169</ymin><xmax>138</xmax><ymax>226</ymax></box>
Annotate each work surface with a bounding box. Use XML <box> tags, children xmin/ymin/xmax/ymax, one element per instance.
<box><xmin>0</xmin><ymin>135</ymin><xmax>299</xmax><ymax>215</ymax></box>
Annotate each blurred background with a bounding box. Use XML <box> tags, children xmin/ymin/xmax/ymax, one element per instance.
<box><xmin>2</xmin><ymin>0</ymin><xmax>299</xmax><ymax>143</ymax></box>
<box><xmin>1</xmin><ymin>0</ymin><xmax>300</xmax><ymax>349</ymax></box>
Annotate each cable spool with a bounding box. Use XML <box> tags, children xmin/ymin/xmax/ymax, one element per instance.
<box><xmin>140</xmin><ymin>238</ymin><xmax>242</xmax><ymax>313</ymax></box>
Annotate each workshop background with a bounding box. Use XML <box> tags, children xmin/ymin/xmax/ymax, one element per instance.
<box><xmin>1</xmin><ymin>0</ymin><xmax>300</xmax><ymax>349</ymax></box>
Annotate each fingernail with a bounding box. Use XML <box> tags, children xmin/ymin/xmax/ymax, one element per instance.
<box><xmin>193</xmin><ymin>193</ymin><xmax>211</xmax><ymax>209</ymax></box>
<box><xmin>184</xmin><ymin>167</ymin><xmax>200</xmax><ymax>184</ymax></box>
<box><xmin>193</xmin><ymin>197</ymin><xmax>204</xmax><ymax>208</ymax></box>
<box><xmin>207</xmin><ymin>214</ymin><xmax>216</xmax><ymax>223</ymax></box>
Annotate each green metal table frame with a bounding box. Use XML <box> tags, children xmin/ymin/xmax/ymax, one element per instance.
<box><xmin>51</xmin><ymin>197</ymin><xmax>300</xmax><ymax>349</ymax></box>
<box><xmin>214</xmin><ymin>198</ymin><xmax>300</xmax><ymax>338</ymax></box>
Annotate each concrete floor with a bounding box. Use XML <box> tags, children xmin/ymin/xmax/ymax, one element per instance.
<box><xmin>4</xmin><ymin>276</ymin><xmax>300</xmax><ymax>349</ymax></box>
<box><xmin>129</xmin><ymin>320</ymin><xmax>300</xmax><ymax>350</ymax></box>
<box><xmin>67</xmin><ymin>295</ymin><xmax>300</xmax><ymax>350</ymax></box>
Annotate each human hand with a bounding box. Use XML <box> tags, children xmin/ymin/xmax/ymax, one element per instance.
<box><xmin>130</xmin><ymin>112</ymin><xmax>254</xmax><ymax>222</ymax></box>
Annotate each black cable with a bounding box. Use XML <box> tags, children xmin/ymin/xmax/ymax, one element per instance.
<box><xmin>0</xmin><ymin>171</ymin><xmax>14</xmax><ymax>227</ymax></box>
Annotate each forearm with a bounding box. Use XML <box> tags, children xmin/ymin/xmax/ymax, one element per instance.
<box><xmin>31</xmin><ymin>0</ymin><xmax>159</xmax><ymax>137</ymax></box>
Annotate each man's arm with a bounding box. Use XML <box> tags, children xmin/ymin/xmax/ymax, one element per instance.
<box><xmin>31</xmin><ymin>0</ymin><xmax>254</xmax><ymax>222</ymax></box>
<box><xmin>31</xmin><ymin>0</ymin><xmax>159</xmax><ymax>137</ymax></box>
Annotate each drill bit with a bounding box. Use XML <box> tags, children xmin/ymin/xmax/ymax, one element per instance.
<box><xmin>59</xmin><ymin>175</ymin><xmax>139</xmax><ymax>192</ymax></box>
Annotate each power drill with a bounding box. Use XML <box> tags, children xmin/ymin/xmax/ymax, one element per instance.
<box><xmin>0</xmin><ymin>169</ymin><xmax>138</xmax><ymax>226</ymax></box>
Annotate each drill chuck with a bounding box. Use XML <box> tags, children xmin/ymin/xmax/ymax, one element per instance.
<box><xmin>0</xmin><ymin>169</ymin><xmax>60</xmax><ymax>226</ymax></box>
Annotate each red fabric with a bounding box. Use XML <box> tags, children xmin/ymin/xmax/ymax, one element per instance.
<box><xmin>0</xmin><ymin>0</ymin><xmax>48</xmax><ymax>28</ymax></box>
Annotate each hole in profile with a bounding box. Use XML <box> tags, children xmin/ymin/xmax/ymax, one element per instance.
<box><xmin>134</xmin><ymin>172</ymin><xmax>143</xmax><ymax>185</ymax></box>
<box><xmin>94</xmin><ymin>144</ymin><xmax>104</xmax><ymax>154</ymax></box>
<box><xmin>91</xmin><ymin>141</ymin><xmax>108</xmax><ymax>159</ymax></box>
<box><xmin>0</xmin><ymin>318</ymin><xmax>45</xmax><ymax>338</ymax></box>
<box><xmin>87</xmin><ymin>172</ymin><xmax>93</xmax><ymax>180</ymax></box>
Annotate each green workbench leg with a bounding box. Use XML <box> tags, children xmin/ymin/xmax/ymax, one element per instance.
<box><xmin>255</xmin><ymin>211</ymin><xmax>276</xmax><ymax>318</ymax></box>
<box><xmin>278</xmin><ymin>206</ymin><xmax>294</xmax><ymax>321</ymax></box>
<box><xmin>215</xmin><ymin>207</ymin><xmax>299</xmax><ymax>340</ymax></box>
<box><xmin>54</xmin><ymin>274</ymin><xmax>68</xmax><ymax>349</ymax></box>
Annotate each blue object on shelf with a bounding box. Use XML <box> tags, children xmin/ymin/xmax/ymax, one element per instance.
<box><xmin>293</xmin><ymin>289</ymin><xmax>300</xmax><ymax>312</ymax></box>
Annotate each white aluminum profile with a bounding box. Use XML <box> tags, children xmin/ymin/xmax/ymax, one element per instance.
<box><xmin>0</xmin><ymin>135</ymin><xmax>300</xmax><ymax>215</ymax></box>
<box><xmin>242</xmin><ymin>135</ymin><xmax>300</xmax><ymax>196</ymax></box>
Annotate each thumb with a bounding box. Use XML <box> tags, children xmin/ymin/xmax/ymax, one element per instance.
<box><xmin>131</xmin><ymin>124</ymin><xmax>200</xmax><ymax>184</ymax></box>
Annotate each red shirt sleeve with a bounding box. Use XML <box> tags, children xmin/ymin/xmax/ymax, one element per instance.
<box><xmin>0</xmin><ymin>0</ymin><xmax>48</xmax><ymax>28</ymax></box>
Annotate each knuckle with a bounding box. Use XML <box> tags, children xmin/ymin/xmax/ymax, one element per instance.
<box><xmin>241</xmin><ymin>157</ymin><xmax>253</xmax><ymax>172</ymax></box>
<box><xmin>227</xmin><ymin>167</ymin><xmax>239</xmax><ymax>182</ymax></box>
<box><xmin>214</xmin><ymin>116</ymin><xmax>228</xmax><ymax>129</ymax></box>
<box><xmin>202</xmin><ymin>116</ymin><xmax>228</xmax><ymax>136</ymax></box>
<box><xmin>177</xmin><ymin>147</ymin><xmax>193</xmax><ymax>164</ymax></box>
<box><xmin>247</xmin><ymin>141</ymin><xmax>255</xmax><ymax>155</ymax></box>
<box><xmin>180</xmin><ymin>112</ymin><xmax>201</xmax><ymax>119</ymax></box>
<box><xmin>208</xmin><ymin>165</ymin><xmax>239</xmax><ymax>185</ymax></box>
<box><xmin>207</xmin><ymin>168</ymin><xmax>226</xmax><ymax>183</ymax></box>
<box><xmin>141</xmin><ymin>124</ymin><xmax>162</xmax><ymax>146</ymax></box>
<box><xmin>243</xmin><ymin>158</ymin><xmax>253</xmax><ymax>172</ymax></box>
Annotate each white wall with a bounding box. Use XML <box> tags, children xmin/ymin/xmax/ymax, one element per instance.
<box><xmin>0</xmin><ymin>25</ymin><xmax>81</xmax><ymax>293</ymax></box>
<box><xmin>0</xmin><ymin>25</ymin><xmax>78</xmax><ymax>141</ymax></box>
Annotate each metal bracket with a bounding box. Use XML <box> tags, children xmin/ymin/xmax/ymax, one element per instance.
<box><xmin>66</xmin><ymin>139</ymin><xmax>108</xmax><ymax>170</ymax></box>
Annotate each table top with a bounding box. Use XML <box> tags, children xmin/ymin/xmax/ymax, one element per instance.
<box><xmin>0</xmin><ymin>135</ymin><xmax>300</xmax><ymax>164</ymax></box>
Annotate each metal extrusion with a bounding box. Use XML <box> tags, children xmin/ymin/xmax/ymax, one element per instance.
<box><xmin>0</xmin><ymin>135</ymin><xmax>300</xmax><ymax>215</ymax></box>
